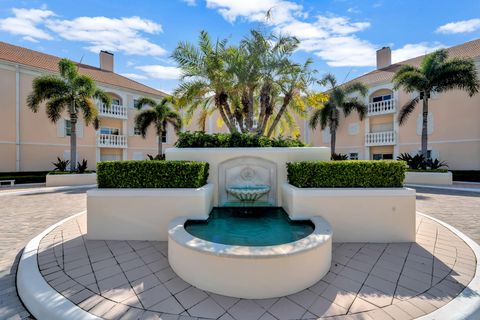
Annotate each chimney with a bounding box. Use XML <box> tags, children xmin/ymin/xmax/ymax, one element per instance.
<box><xmin>99</xmin><ymin>50</ymin><xmax>114</xmax><ymax>72</ymax></box>
<box><xmin>376</xmin><ymin>47</ymin><xmax>391</xmax><ymax>69</ymax></box>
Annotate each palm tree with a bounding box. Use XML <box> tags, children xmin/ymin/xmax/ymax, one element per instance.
<box><xmin>134</xmin><ymin>97</ymin><xmax>182</xmax><ymax>157</ymax></box>
<box><xmin>393</xmin><ymin>49</ymin><xmax>480</xmax><ymax>158</ymax></box>
<box><xmin>309</xmin><ymin>74</ymin><xmax>368</xmax><ymax>158</ymax></box>
<box><xmin>27</xmin><ymin>58</ymin><xmax>110</xmax><ymax>171</ymax></box>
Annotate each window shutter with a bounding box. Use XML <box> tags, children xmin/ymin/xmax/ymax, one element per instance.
<box><xmin>77</xmin><ymin>121</ymin><xmax>84</xmax><ymax>138</ymax></box>
<box><xmin>57</xmin><ymin>119</ymin><xmax>65</xmax><ymax>137</ymax></box>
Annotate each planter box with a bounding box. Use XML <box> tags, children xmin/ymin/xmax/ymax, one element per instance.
<box><xmin>46</xmin><ymin>173</ymin><xmax>97</xmax><ymax>187</ymax></box>
<box><xmin>165</xmin><ymin>147</ymin><xmax>330</xmax><ymax>206</ymax></box>
<box><xmin>404</xmin><ymin>171</ymin><xmax>453</xmax><ymax>185</ymax></box>
<box><xmin>282</xmin><ymin>183</ymin><xmax>416</xmax><ymax>242</ymax></box>
<box><xmin>87</xmin><ymin>184</ymin><xmax>214</xmax><ymax>241</ymax></box>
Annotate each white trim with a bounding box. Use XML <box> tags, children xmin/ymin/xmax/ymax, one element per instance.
<box><xmin>15</xmin><ymin>64</ymin><xmax>20</xmax><ymax>171</ymax></box>
<box><xmin>406</xmin><ymin>184</ymin><xmax>480</xmax><ymax>193</ymax></box>
<box><xmin>17</xmin><ymin>211</ymin><xmax>101</xmax><ymax>320</ymax></box>
<box><xmin>399</xmin><ymin>138</ymin><xmax>480</xmax><ymax>146</ymax></box>
<box><xmin>0</xmin><ymin>141</ymin><xmax>97</xmax><ymax>147</ymax></box>
<box><xmin>416</xmin><ymin>212</ymin><xmax>480</xmax><ymax>320</ymax></box>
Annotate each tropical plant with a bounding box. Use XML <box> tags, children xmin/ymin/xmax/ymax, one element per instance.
<box><xmin>331</xmin><ymin>153</ymin><xmax>349</xmax><ymax>160</ymax></box>
<box><xmin>309</xmin><ymin>74</ymin><xmax>368</xmax><ymax>157</ymax></box>
<box><xmin>393</xmin><ymin>49</ymin><xmax>480</xmax><ymax>158</ymax></box>
<box><xmin>426</xmin><ymin>158</ymin><xmax>448</xmax><ymax>170</ymax></box>
<box><xmin>134</xmin><ymin>96</ymin><xmax>182</xmax><ymax>156</ymax></box>
<box><xmin>52</xmin><ymin>157</ymin><xmax>70</xmax><ymax>172</ymax></box>
<box><xmin>397</xmin><ymin>153</ymin><xmax>426</xmax><ymax>169</ymax></box>
<box><xmin>77</xmin><ymin>159</ymin><xmax>88</xmax><ymax>173</ymax></box>
<box><xmin>27</xmin><ymin>59</ymin><xmax>111</xmax><ymax>171</ymax></box>
<box><xmin>172</xmin><ymin>29</ymin><xmax>318</xmax><ymax>136</ymax></box>
<box><xmin>147</xmin><ymin>154</ymin><xmax>165</xmax><ymax>160</ymax></box>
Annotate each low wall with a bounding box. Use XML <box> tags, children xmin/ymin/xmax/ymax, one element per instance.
<box><xmin>282</xmin><ymin>183</ymin><xmax>416</xmax><ymax>242</ymax></box>
<box><xmin>165</xmin><ymin>147</ymin><xmax>330</xmax><ymax>206</ymax></box>
<box><xmin>87</xmin><ymin>184</ymin><xmax>214</xmax><ymax>241</ymax></box>
<box><xmin>405</xmin><ymin>171</ymin><xmax>453</xmax><ymax>185</ymax></box>
<box><xmin>46</xmin><ymin>173</ymin><xmax>97</xmax><ymax>187</ymax></box>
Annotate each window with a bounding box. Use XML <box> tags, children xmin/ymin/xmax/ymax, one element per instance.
<box><xmin>372</xmin><ymin>94</ymin><xmax>392</xmax><ymax>103</ymax></box>
<box><xmin>134</xmin><ymin>126</ymin><xmax>142</xmax><ymax>136</ymax></box>
<box><xmin>65</xmin><ymin>120</ymin><xmax>71</xmax><ymax>136</ymax></box>
<box><xmin>112</xmin><ymin>98</ymin><xmax>121</xmax><ymax>106</ymax></box>
<box><xmin>100</xmin><ymin>127</ymin><xmax>120</xmax><ymax>135</ymax></box>
<box><xmin>373</xmin><ymin>153</ymin><xmax>393</xmax><ymax>160</ymax></box>
<box><xmin>349</xmin><ymin>153</ymin><xmax>359</xmax><ymax>160</ymax></box>
<box><xmin>161</xmin><ymin>131</ymin><xmax>167</xmax><ymax>143</ymax></box>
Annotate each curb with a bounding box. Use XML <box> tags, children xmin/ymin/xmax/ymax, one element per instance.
<box><xmin>0</xmin><ymin>184</ymin><xmax>96</xmax><ymax>197</ymax></box>
<box><xmin>16</xmin><ymin>211</ymin><xmax>101</xmax><ymax>320</ymax></box>
<box><xmin>417</xmin><ymin>212</ymin><xmax>480</xmax><ymax>320</ymax></box>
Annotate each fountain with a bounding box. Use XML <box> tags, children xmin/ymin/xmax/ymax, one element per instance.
<box><xmin>226</xmin><ymin>184</ymin><xmax>271</xmax><ymax>202</ymax></box>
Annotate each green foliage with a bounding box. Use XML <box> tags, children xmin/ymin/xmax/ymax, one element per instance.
<box><xmin>426</xmin><ymin>158</ymin><xmax>448</xmax><ymax>170</ymax></box>
<box><xmin>52</xmin><ymin>157</ymin><xmax>70</xmax><ymax>172</ymax></box>
<box><xmin>331</xmin><ymin>153</ymin><xmax>348</xmax><ymax>160</ymax></box>
<box><xmin>287</xmin><ymin>160</ymin><xmax>406</xmax><ymax>188</ymax></box>
<box><xmin>397</xmin><ymin>153</ymin><xmax>448</xmax><ymax>170</ymax></box>
<box><xmin>97</xmin><ymin>160</ymin><xmax>209</xmax><ymax>188</ymax></box>
<box><xmin>147</xmin><ymin>154</ymin><xmax>165</xmax><ymax>160</ymax></box>
<box><xmin>174</xmin><ymin>131</ymin><xmax>305</xmax><ymax>148</ymax></box>
<box><xmin>77</xmin><ymin>159</ymin><xmax>88</xmax><ymax>173</ymax></box>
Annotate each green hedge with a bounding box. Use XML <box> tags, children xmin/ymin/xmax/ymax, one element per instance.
<box><xmin>0</xmin><ymin>171</ymin><xmax>49</xmax><ymax>184</ymax></box>
<box><xmin>97</xmin><ymin>160</ymin><xmax>209</xmax><ymax>188</ymax></box>
<box><xmin>175</xmin><ymin>131</ymin><xmax>305</xmax><ymax>148</ymax></box>
<box><xmin>287</xmin><ymin>160</ymin><xmax>406</xmax><ymax>188</ymax></box>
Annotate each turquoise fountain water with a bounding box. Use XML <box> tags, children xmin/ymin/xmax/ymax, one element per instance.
<box><xmin>184</xmin><ymin>207</ymin><xmax>314</xmax><ymax>246</ymax></box>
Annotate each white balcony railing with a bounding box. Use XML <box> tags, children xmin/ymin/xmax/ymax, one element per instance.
<box><xmin>365</xmin><ymin>131</ymin><xmax>396</xmax><ymax>146</ymax></box>
<box><xmin>98</xmin><ymin>103</ymin><xmax>128</xmax><ymax>119</ymax></box>
<box><xmin>367</xmin><ymin>99</ymin><xmax>395</xmax><ymax>116</ymax></box>
<box><xmin>97</xmin><ymin>134</ymin><xmax>128</xmax><ymax>148</ymax></box>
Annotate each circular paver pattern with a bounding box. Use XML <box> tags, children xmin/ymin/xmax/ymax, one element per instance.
<box><xmin>36</xmin><ymin>213</ymin><xmax>476</xmax><ymax>320</ymax></box>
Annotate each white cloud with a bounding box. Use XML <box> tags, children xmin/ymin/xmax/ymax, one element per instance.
<box><xmin>392</xmin><ymin>42</ymin><xmax>444</xmax><ymax>63</ymax></box>
<box><xmin>205</xmin><ymin>0</ymin><xmax>303</xmax><ymax>24</ymax></box>
<box><xmin>135</xmin><ymin>65</ymin><xmax>182</xmax><ymax>79</ymax></box>
<box><xmin>309</xmin><ymin>37</ymin><xmax>376</xmax><ymax>67</ymax></box>
<box><xmin>46</xmin><ymin>16</ymin><xmax>166</xmax><ymax>56</ymax></box>
<box><xmin>436</xmin><ymin>19</ymin><xmax>480</xmax><ymax>34</ymax></box>
<box><xmin>121</xmin><ymin>73</ymin><xmax>147</xmax><ymax>80</ymax></box>
<box><xmin>0</xmin><ymin>8</ymin><xmax>54</xmax><ymax>41</ymax></box>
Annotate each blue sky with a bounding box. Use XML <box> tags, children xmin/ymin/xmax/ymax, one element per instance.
<box><xmin>1</xmin><ymin>0</ymin><xmax>479</xmax><ymax>93</ymax></box>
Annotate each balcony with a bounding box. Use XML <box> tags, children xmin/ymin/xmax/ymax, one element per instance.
<box><xmin>367</xmin><ymin>99</ymin><xmax>395</xmax><ymax>116</ymax></box>
<box><xmin>365</xmin><ymin>131</ymin><xmax>396</xmax><ymax>146</ymax></box>
<box><xmin>98</xmin><ymin>103</ymin><xmax>128</xmax><ymax>119</ymax></box>
<box><xmin>97</xmin><ymin>134</ymin><xmax>128</xmax><ymax>148</ymax></box>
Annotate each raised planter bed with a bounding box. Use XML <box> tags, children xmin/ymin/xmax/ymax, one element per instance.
<box><xmin>45</xmin><ymin>173</ymin><xmax>97</xmax><ymax>187</ymax></box>
<box><xmin>87</xmin><ymin>184</ymin><xmax>214</xmax><ymax>241</ymax></box>
<box><xmin>404</xmin><ymin>171</ymin><xmax>453</xmax><ymax>185</ymax></box>
<box><xmin>282</xmin><ymin>183</ymin><xmax>416</xmax><ymax>242</ymax></box>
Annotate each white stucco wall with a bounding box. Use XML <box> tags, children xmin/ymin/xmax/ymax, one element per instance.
<box><xmin>404</xmin><ymin>171</ymin><xmax>453</xmax><ymax>185</ymax></box>
<box><xmin>165</xmin><ymin>147</ymin><xmax>330</xmax><ymax>206</ymax></box>
<box><xmin>86</xmin><ymin>184</ymin><xmax>214</xmax><ymax>241</ymax></box>
<box><xmin>282</xmin><ymin>183</ymin><xmax>416</xmax><ymax>242</ymax></box>
<box><xmin>46</xmin><ymin>173</ymin><xmax>97</xmax><ymax>187</ymax></box>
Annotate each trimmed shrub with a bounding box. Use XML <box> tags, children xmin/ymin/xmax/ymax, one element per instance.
<box><xmin>287</xmin><ymin>160</ymin><xmax>406</xmax><ymax>188</ymax></box>
<box><xmin>175</xmin><ymin>131</ymin><xmax>305</xmax><ymax>148</ymax></box>
<box><xmin>97</xmin><ymin>160</ymin><xmax>209</xmax><ymax>188</ymax></box>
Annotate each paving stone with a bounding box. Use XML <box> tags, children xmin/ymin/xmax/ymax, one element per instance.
<box><xmin>228</xmin><ymin>300</ymin><xmax>266</xmax><ymax>320</ymax></box>
<box><xmin>267</xmin><ymin>297</ymin><xmax>306</xmax><ymax>320</ymax></box>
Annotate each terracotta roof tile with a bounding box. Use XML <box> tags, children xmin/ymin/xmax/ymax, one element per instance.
<box><xmin>345</xmin><ymin>38</ymin><xmax>480</xmax><ymax>86</ymax></box>
<box><xmin>0</xmin><ymin>41</ymin><xmax>166</xmax><ymax>97</ymax></box>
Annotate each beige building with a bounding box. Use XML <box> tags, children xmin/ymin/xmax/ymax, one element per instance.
<box><xmin>0</xmin><ymin>42</ymin><xmax>176</xmax><ymax>172</ymax></box>
<box><xmin>304</xmin><ymin>39</ymin><xmax>480</xmax><ymax>170</ymax></box>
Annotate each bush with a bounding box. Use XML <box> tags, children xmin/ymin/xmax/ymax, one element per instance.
<box><xmin>52</xmin><ymin>157</ymin><xmax>70</xmax><ymax>171</ymax></box>
<box><xmin>175</xmin><ymin>131</ymin><xmax>305</xmax><ymax>148</ymax></box>
<box><xmin>97</xmin><ymin>160</ymin><xmax>209</xmax><ymax>188</ymax></box>
<box><xmin>287</xmin><ymin>160</ymin><xmax>406</xmax><ymax>188</ymax></box>
<box><xmin>331</xmin><ymin>153</ymin><xmax>349</xmax><ymax>160</ymax></box>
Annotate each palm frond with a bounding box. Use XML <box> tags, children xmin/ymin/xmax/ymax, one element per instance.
<box><xmin>77</xmin><ymin>97</ymin><xmax>98</xmax><ymax>125</ymax></box>
<box><xmin>432</xmin><ymin>58</ymin><xmax>480</xmax><ymax>96</ymax></box>
<box><xmin>27</xmin><ymin>75</ymin><xmax>69</xmax><ymax>112</ymax></box>
<box><xmin>344</xmin><ymin>81</ymin><xmax>368</xmax><ymax>97</ymax></box>
<box><xmin>135</xmin><ymin>97</ymin><xmax>157</xmax><ymax>110</ymax></box>
<box><xmin>134</xmin><ymin>109</ymin><xmax>157</xmax><ymax>138</ymax></box>
<box><xmin>398</xmin><ymin>96</ymin><xmax>420</xmax><ymax>125</ymax></box>
<box><xmin>393</xmin><ymin>65</ymin><xmax>426</xmax><ymax>92</ymax></box>
<box><xmin>342</xmin><ymin>99</ymin><xmax>367</xmax><ymax>120</ymax></box>
<box><xmin>45</xmin><ymin>96</ymin><xmax>69</xmax><ymax>123</ymax></box>
<box><xmin>58</xmin><ymin>58</ymin><xmax>78</xmax><ymax>82</ymax></box>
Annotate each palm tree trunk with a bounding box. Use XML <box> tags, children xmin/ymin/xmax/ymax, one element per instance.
<box><xmin>158</xmin><ymin>130</ymin><xmax>163</xmax><ymax>156</ymax></box>
<box><xmin>421</xmin><ymin>93</ymin><xmax>429</xmax><ymax>160</ymax></box>
<box><xmin>330</xmin><ymin>127</ymin><xmax>336</xmax><ymax>158</ymax></box>
<box><xmin>70</xmin><ymin>114</ymin><xmax>77</xmax><ymax>171</ymax></box>
<box><xmin>267</xmin><ymin>92</ymin><xmax>292</xmax><ymax>137</ymax></box>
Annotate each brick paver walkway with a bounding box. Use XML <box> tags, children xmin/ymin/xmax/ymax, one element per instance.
<box><xmin>0</xmin><ymin>185</ymin><xmax>478</xmax><ymax>319</ymax></box>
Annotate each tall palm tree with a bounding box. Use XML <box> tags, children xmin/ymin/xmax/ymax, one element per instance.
<box><xmin>393</xmin><ymin>49</ymin><xmax>479</xmax><ymax>158</ymax></box>
<box><xmin>134</xmin><ymin>97</ymin><xmax>182</xmax><ymax>157</ymax></box>
<box><xmin>309</xmin><ymin>74</ymin><xmax>368</xmax><ymax>158</ymax></box>
<box><xmin>27</xmin><ymin>58</ymin><xmax>111</xmax><ymax>171</ymax></box>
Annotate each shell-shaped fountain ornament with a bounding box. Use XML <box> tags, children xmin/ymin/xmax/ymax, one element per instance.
<box><xmin>226</xmin><ymin>166</ymin><xmax>271</xmax><ymax>202</ymax></box>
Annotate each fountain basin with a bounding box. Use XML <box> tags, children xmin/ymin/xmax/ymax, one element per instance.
<box><xmin>226</xmin><ymin>185</ymin><xmax>271</xmax><ymax>202</ymax></box>
<box><xmin>168</xmin><ymin>208</ymin><xmax>332</xmax><ymax>299</ymax></box>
